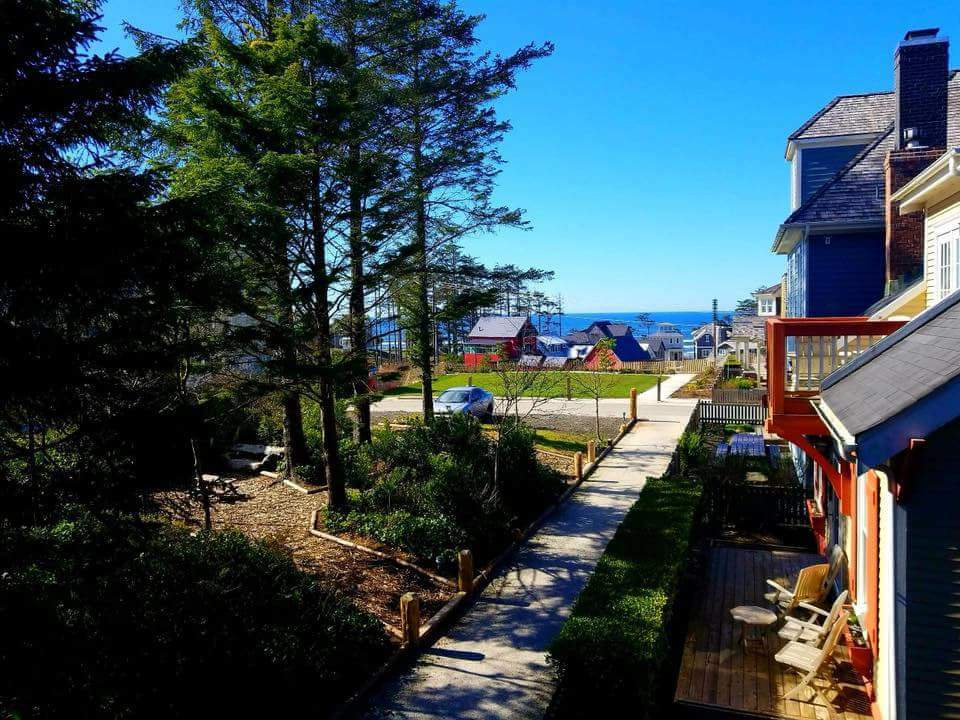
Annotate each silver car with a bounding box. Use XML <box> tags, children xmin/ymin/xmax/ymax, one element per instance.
<box><xmin>435</xmin><ymin>386</ymin><xmax>494</xmax><ymax>419</ymax></box>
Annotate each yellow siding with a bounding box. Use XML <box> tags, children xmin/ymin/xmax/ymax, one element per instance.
<box><xmin>924</xmin><ymin>190</ymin><xmax>960</xmax><ymax>309</ymax></box>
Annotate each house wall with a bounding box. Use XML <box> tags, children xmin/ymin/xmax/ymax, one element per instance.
<box><xmin>786</xmin><ymin>240</ymin><xmax>808</xmax><ymax>318</ymax></box>
<box><xmin>801</xmin><ymin>144</ymin><xmax>869</xmax><ymax>203</ymax></box>
<box><xmin>924</xmin><ymin>190</ymin><xmax>960</xmax><ymax>308</ymax></box>
<box><xmin>807</xmin><ymin>231</ymin><xmax>886</xmax><ymax>316</ymax></box>
<box><xmin>894</xmin><ymin>417</ymin><xmax>960</xmax><ymax>719</ymax></box>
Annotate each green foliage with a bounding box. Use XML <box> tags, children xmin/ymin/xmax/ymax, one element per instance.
<box><xmin>548</xmin><ymin>477</ymin><xmax>703</xmax><ymax>718</ymax></box>
<box><xmin>323</xmin><ymin>414</ymin><xmax>563</xmax><ymax>568</ymax></box>
<box><xmin>0</xmin><ymin>510</ymin><xmax>390</xmax><ymax>718</ymax></box>
<box><xmin>721</xmin><ymin>376</ymin><xmax>757</xmax><ymax>389</ymax></box>
<box><xmin>676</xmin><ymin>430</ymin><xmax>709</xmax><ymax>477</ymax></box>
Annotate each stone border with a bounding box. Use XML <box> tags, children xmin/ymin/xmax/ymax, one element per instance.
<box><xmin>330</xmin><ymin>416</ymin><xmax>640</xmax><ymax>719</ymax></box>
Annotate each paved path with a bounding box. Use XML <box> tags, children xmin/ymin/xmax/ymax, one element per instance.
<box><xmin>360</xmin><ymin>392</ymin><xmax>697</xmax><ymax>719</ymax></box>
<box><xmin>370</xmin><ymin>373</ymin><xmax>694</xmax><ymax>419</ymax></box>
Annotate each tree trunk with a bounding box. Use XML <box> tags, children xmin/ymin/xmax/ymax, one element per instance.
<box><xmin>310</xmin><ymin>163</ymin><xmax>346</xmax><ymax>510</ymax></box>
<box><xmin>282</xmin><ymin>391</ymin><xmax>309</xmax><ymax>478</ymax></box>
<box><xmin>348</xmin><ymin>137</ymin><xmax>371</xmax><ymax>443</ymax></box>
<box><xmin>412</xmin><ymin>126</ymin><xmax>433</xmax><ymax>421</ymax></box>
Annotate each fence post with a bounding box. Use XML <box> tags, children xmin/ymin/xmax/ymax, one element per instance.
<box><xmin>566</xmin><ymin>376</ymin><xmax>572</xmax><ymax>400</ymax></box>
<box><xmin>400</xmin><ymin>592</ymin><xmax>420</xmax><ymax>647</ymax></box>
<box><xmin>587</xmin><ymin>440</ymin><xmax>596</xmax><ymax>463</ymax></box>
<box><xmin>657</xmin><ymin>375</ymin><xmax>662</xmax><ymax>402</ymax></box>
<box><xmin>629</xmin><ymin>387</ymin><xmax>637</xmax><ymax>419</ymax></box>
<box><xmin>458</xmin><ymin>550</ymin><xmax>474</xmax><ymax>593</ymax></box>
<box><xmin>574</xmin><ymin>451</ymin><xmax>583</xmax><ymax>480</ymax></box>
<box><xmin>467</xmin><ymin>375</ymin><xmax>472</xmax><ymax>387</ymax></box>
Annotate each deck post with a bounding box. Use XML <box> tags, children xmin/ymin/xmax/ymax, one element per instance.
<box><xmin>457</xmin><ymin>550</ymin><xmax>474</xmax><ymax>593</ymax></box>
<box><xmin>400</xmin><ymin>592</ymin><xmax>420</xmax><ymax>647</ymax></box>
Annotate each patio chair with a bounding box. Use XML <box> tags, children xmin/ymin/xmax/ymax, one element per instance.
<box><xmin>765</xmin><ymin>545</ymin><xmax>845</xmax><ymax>614</ymax></box>
<box><xmin>775</xmin><ymin>612</ymin><xmax>848</xmax><ymax>709</ymax></box>
<box><xmin>778</xmin><ymin>590</ymin><xmax>848</xmax><ymax>645</ymax></box>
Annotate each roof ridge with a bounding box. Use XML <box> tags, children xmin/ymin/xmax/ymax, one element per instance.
<box><xmin>783</xmin><ymin>123</ymin><xmax>894</xmax><ymax>225</ymax></box>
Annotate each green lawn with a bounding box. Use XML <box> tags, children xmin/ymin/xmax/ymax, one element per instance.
<box><xmin>383</xmin><ymin>372</ymin><xmax>663</xmax><ymax>399</ymax></box>
<box><xmin>480</xmin><ymin>425</ymin><xmax>591</xmax><ymax>456</ymax></box>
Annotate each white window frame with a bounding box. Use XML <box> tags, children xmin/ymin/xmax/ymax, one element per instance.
<box><xmin>936</xmin><ymin>225</ymin><xmax>960</xmax><ymax>301</ymax></box>
<box><xmin>759</xmin><ymin>297</ymin><xmax>775</xmax><ymax>315</ymax></box>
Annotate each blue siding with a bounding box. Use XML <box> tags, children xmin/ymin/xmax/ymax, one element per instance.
<box><xmin>786</xmin><ymin>241</ymin><xmax>808</xmax><ymax>318</ymax></box>
<box><xmin>807</xmin><ymin>232</ymin><xmax>885</xmax><ymax>317</ymax></box>
<box><xmin>897</xmin><ymin>418</ymin><xmax>960</xmax><ymax>719</ymax></box>
<box><xmin>800</xmin><ymin>144</ymin><xmax>867</xmax><ymax>203</ymax></box>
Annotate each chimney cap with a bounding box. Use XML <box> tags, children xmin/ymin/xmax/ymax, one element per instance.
<box><xmin>900</xmin><ymin>28</ymin><xmax>944</xmax><ymax>46</ymax></box>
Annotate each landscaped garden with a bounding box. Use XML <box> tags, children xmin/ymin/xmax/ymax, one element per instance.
<box><xmin>383</xmin><ymin>371</ymin><xmax>663</xmax><ymax>398</ymax></box>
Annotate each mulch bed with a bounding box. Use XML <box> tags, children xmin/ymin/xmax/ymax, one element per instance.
<box><xmin>152</xmin><ymin>475</ymin><xmax>452</xmax><ymax>629</ymax></box>
<box><xmin>672</xmin><ymin>367</ymin><xmax>720</xmax><ymax>399</ymax></box>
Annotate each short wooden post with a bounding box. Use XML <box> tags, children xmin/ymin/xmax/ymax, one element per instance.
<box><xmin>587</xmin><ymin>440</ymin><xmax>596</xmax><ymax>464</ymax></box>
<box><xmin>574</xmin><ymin>451</ymin><xmax>583</xmax><ymax>480</ymax></box>
<box><xmin>566</xmin><ymin>376</ymin><xmax>572</xmax><ymax>400</ymax></box>
<box><xmin>458</xmin><ymin>549</ymin><xmax>474</xmax><ymax>593</ymax></box>
<box><xmin>657</xmin><ymin>375</ymin><xmax>662</xmax><ymax>402</ymax></box>
<box><xmin>400</xmin><ymin>592</ymin><xmax>420</xmax><ymax>647</ymax></box>
<box><xmin>629</xmin><ymin>387</ymin><xmax>637</xmax><ymax>419</ymax></box>
<box><xmin>467</xmin><ymin>375</ymin><xmax>472</xmax><ymax>386</ymax></box>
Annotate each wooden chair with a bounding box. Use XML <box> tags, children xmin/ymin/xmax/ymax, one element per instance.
<box><xmin>765</xmin><ymin>545</ymin><xmax>845</xmax><ymax>614</ymax></box>
<box><xmin>775</xmin><ymin>613</ymin><xmax>848</xmax><ymax>716</ymax></box>
<box><xmin>777</xmin><ymin>590</ymin><xmax>848</xmax><ymax>645</ymax></box>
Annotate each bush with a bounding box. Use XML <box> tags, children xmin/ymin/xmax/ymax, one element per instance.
<box><xmin>322</xmin><ymin>414</ymin><xmax>563</xmax><ymax>568</ymax></box>
<box><xmin>548</xmin><ymin>476</ymin><xmax>702</xmax><ymax>719</ymax></box>
<box><xmin>0</xmin><ymin>510</ymin><xmax>390</xmax><ymax>719</ymax></box>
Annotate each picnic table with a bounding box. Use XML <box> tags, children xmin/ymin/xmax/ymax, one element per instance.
<box><xmin>729</xmin><ymin>433</ymin><xmax>765</xmax><ymax>457</ymax></box>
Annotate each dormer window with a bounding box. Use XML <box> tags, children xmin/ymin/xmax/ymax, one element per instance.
<box><xmin>759</xmin><ymin>297</ymin><xmax>775</xmax><ymax>315</ymax></box>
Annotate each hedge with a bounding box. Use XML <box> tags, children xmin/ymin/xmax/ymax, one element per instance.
<box><xmin>547</xmin><ymin>475</ymin><xmax>702</xmax><ymax>718</ymax></box>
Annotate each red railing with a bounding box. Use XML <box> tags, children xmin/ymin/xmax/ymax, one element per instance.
<box><xmin>764</xmin><ymin>317</ymin><xmax>906</xmax><ymax>502</ymax></box>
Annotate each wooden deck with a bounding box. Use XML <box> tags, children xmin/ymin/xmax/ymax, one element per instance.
<box><xmin>674</xmin><ymin>546</ymin><xmax>873</xmax><ymax>720</ymax></box>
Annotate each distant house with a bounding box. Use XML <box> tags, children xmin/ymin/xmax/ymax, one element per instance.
<box><xmin>646</xmin><ymin>323</ymin><xmax>684</xmax><ymax>361</ymax></box>
<box><xmin>691</xmin><ymin>321</ymin><xmax>731</xmax><ymax>359</ymax></box>
<box><xmin>464</xmin><ymin>316</ymin><xmax>535</xmax><ymax>367</ymax></box>
<box><xmin>753</xmin><ymin>281</ymin><xmax>783</xmax><ymax>317</ymax></box>
<box><xmin>582</xmin><ymin>335</ymin><xmax>652</xmax><ymax>370</ymax></box>
<box><xmin>563</xmin><ymin>320</ymin><xmax>634</xmax><ymax>346</ymax></box>
<box><xmin>535</xmin><ymin>335</ymin><xmax>570</xmax><ymax>358</ymax></box>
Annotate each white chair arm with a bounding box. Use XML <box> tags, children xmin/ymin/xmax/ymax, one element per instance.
<box><xmin>783</xmin><ymin>617</ymin><xmax>826</xmax><ymax>632</ymax></box>
<box><xmin>797</xmin><ymin>601</ymin><xmax>829</xmax><ymax>616</ymax></box>
<box><xmin>766</xmin><ymin>579</ymin><xmax>793</xmax><ymax>596</ymax></box>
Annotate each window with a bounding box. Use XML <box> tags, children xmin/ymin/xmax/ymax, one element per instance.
<box><xmin>937</xmin><ymin>225</ymin><xmax>960</xmax><ymax>301</ymax></box>
<box><xmin>759</xmin><ymin>297</ymin><xmax>775</xmax><ymax>315</ymax></box>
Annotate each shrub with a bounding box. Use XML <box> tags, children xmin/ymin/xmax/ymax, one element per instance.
<box><xmin>548</xmin><ymin>476</ymin><xmax>702</xmax><ymax>719</ymax></box>
<box><xmin>0</xmin><ymin>510</ymin><xmax>390</xmax><ymax>719</ymax></box>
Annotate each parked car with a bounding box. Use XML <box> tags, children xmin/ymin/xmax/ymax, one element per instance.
<box><xmin>435</xmin><ymin>386</ymin><xmax>494</xmax><ymax>419</ymax></box>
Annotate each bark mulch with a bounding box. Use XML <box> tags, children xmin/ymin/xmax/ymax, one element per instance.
<box><xmin>152</xmin><ymin>475</ymin><xmax>452</xmax><ymax>629</ymax></box>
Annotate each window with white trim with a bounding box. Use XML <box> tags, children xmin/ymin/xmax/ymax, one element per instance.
<box><xmin>759</xmin><ymin>297</ymin><xmax>775</xmax><ymax>315</ymax></box>
<box><xmin>937</xmin><ymin>225</ymin><xmax>960</xmax><ymax>301</ymax></box>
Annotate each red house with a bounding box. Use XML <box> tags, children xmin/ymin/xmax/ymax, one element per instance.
<box><xmin>463</xmin><ymin>316</ymin><xmax>535</xmax><ymax>367</ymax></box>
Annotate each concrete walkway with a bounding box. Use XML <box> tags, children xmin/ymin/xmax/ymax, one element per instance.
<box><xmin>360</xmin><ymin>393</ymin><xmax>697</xmax><ymax>719</ymax></box>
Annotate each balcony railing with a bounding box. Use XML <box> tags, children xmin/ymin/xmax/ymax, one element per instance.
<box><xmin>765</xmin><ymin>317</ymin><xmax>907</xmax><ymax>432</ymax></box>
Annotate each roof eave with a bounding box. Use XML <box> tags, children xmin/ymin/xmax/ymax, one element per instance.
<box><xmin>892</xmin><ymin>148</ymin><xmax>960</xmax><ymax>213</ymax></box>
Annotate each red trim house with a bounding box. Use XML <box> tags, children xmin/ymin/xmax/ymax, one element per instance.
<box><xmin>463</xmin><ymin>316</ymin><xmax>535</xmax><ymax>367</ymax></box>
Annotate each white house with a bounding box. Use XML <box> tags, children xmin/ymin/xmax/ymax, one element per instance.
<box><xmin>646</xmin><ymin>323</ymin><xmax>684</xmax><ymax>361</ymax></box>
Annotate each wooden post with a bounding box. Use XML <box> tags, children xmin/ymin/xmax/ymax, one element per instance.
<box><xmin>458</xmin><ymin>549</ymin><xmax>474</xmax><ymax>593</ymax></box>
<box><xmin>467</xmin><ymin>375</ymin><xmax>472</xmax><ymax>386</ymax></box>
<box><xmin>629</xmin><ymin>387</ymin><xmax>637</xmax><ymax>420</ymax></box>
<box><xmin>573</xmin><ymin>451</ymin><xmax>583</xmax><ymax>480</ymax></box>
<box><xmin>657</xmin><ymin>375</ymin><xmax>662</xmax><ymax>402</ymax></box>
<box><xmin>587</xmin><ymin>440</ymin><xmax>596</xmax><ymax>463</ymax></box>
<box><xmin>566</xmin><ymin>376</ymin><xmax>572</xmax><ymax>400</ymax></box>
<box><xmin>400</xmin><ymin>592</ymin><xmax>420</xmax><ymax>647</ymax></box>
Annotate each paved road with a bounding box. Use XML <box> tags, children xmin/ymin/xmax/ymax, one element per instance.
<box><xmin>359</xmin><ymin>390</ymin><xmax>697</xmax><ymax>719</ymax></box>
<box><xmin>370</xmin><ymin>373</ymin><xmax>694</xmax><ymax>419</ymax></box>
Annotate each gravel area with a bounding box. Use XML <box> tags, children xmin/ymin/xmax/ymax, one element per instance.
<box><xmin>152</xmin><ymin>475</ymin><xmax>452</xmax><ymax>628</ymax></box>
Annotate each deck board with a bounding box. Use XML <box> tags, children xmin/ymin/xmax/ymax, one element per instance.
<box><xmin>674</xmin><ymin>546</ymin><xmax>873</xmax><ymax>720</ymax></box>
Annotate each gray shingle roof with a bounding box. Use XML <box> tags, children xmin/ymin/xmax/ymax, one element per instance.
<box><xmin>784</xmin><ymin>126</ymin><xmax>894</xmax><ymax>226</ymax></box>
<box><xmin>820</xmin><ymin>291</ymin><xmax>960</xmax><ymax>438</ymax></box>
<box><xmin>789</xmin><ymin>92</ymin><xmax>895</xmax><ymax>142</ymax></box>
<box><xmin>467</xmin><ymin>316</ymin><xmax>529</xmax><ymax>339</ymax></box>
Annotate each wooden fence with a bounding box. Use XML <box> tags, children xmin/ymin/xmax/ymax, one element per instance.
<box><xmin>695</xmin><ymin>400</ymin><xmax>767</xmax><ymax>426</ymax></box>
<box><xmin>618</xmin><ymin>358</ymin><xmax>714</xmax><ymax>374</ymax></box>
<box><xmin>701</xmin><ymin>479</ymin><xmax>808</xmax><ymax>533</ymax></box>
<box><xmin>710</xmin><ymin>388</ymin><xmax>764</xmax><ymax>405</ymax></box>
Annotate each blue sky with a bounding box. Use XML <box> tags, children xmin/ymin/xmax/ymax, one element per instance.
<box><xmin>95</xmin><ymin>1</ymin><xmax>958</xmax><ymax>312</ymax></box>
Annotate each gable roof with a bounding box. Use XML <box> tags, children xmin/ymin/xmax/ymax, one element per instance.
<box><xmin>819</xmin><ymin>291</ymin><xmax>960</xmax><ymax>465</ymax></box>
<box><xmin>563</xmin><ymin>330</ymin><xmax>592</xmax><ymax>345</ymax></box>
<box><xmin>585</xmin><ymin>320</ymin><xmax>633</xmax><ymax>338</ymax></box>
<box><xmin>589</xmin><ymin>335</ymin><xmax>651</xmax><ymax>363</ymax></box>
<box><xmin>467</xmin><ymin>316</ymin><xmax>530</xmax><ymax>339</ymax></box>
<box><xmin>787</xmin><ymin>92</ymin><xmax>895</xmax><ymax>148</ymax></box>
<box><xmin>753</xmin><ymin>283</ymin><xmax>782</xmax><ymax>298</ymax></box>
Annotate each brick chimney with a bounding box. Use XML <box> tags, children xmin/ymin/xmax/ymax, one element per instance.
<box><xmin>886</xmin><ymin>29</ymin><xmax>949</xmax><ymax>287</ymax></box>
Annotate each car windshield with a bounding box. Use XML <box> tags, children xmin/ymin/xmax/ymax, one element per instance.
<box><xmin>438</xmin><ymin>390</ymin><xmax>471</xmax><ymax>403</ymax></box>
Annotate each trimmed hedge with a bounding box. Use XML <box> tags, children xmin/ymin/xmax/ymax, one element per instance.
<box><xmin>548</xmin><ymin>475</ymin><xmax>702</xmax><ymax>718</ymax></box>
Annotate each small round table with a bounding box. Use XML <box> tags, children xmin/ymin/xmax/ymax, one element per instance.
<box><xmin>730</xmin><ymin>605</ymin><xmax>777</xmax><ymax>651</ymax></box>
